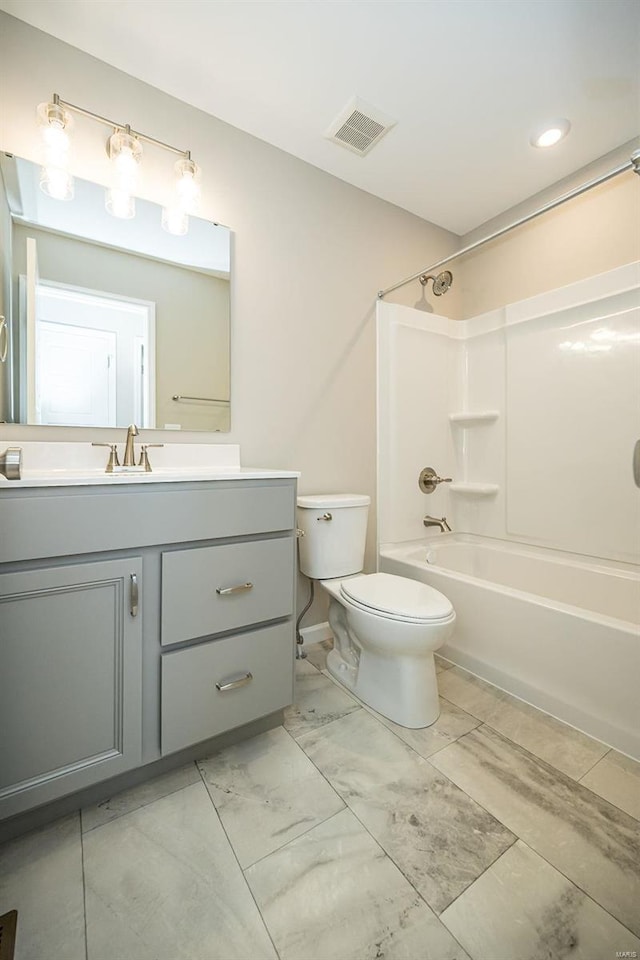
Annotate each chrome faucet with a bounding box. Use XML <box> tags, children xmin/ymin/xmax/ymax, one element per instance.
<box><xmin>123</xmin><ymin>424</ymin><xmax>139</xmax><ymax>466</ymax></box>
<box><xmin>424</xmin><ymin>515</ymin><xmax>451</xmax><ymax>533</ymax></box>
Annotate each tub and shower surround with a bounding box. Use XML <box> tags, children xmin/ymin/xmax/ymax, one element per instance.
<box><xmin>376</xmin><ymin>261</ymin><xmax>640</xmax><ymax>757</ymax></box>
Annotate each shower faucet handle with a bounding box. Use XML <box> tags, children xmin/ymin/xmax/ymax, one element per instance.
<box><xmin>419</xmin><ymin>467</ymin><xmax>452</xmax><ymax>494</ymax></box>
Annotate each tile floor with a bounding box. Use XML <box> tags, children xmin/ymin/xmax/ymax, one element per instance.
<box><xmin>1</xmin><ymin>643</ymin><xmax>639</xmax><ymax>960</ymax></box>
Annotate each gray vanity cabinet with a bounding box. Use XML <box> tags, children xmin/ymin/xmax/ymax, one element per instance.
<box><xmin>0</xmin><ymin>558</ymin><xmax>142</xmax><ymax>820</ymax></box>
<box><xmin>0</xmin><ymin>476</ymin><xmax>296</xmax><ymax>825</ymax></box>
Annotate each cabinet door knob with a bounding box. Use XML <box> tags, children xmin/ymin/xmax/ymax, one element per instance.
<box><xmin>216</xmin><ymin>672</ymin><xmax>253</xmax><ymax>692</ymax></box>
<box><xmin>130</xmin><ymin>573</ymin><xmax>139</xmax><ymax>617</ymax></box>
<box><xmin>216</xmin><ymin>582</ymin><xmax>253</xmax><ymax>596</ymax></box>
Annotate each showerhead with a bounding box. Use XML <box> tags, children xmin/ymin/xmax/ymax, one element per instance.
<box><xmin>419</xmin><ymin>270</ymin><xmax>453</xmax><ymax>296</ymax></box>
<box><xmin>432</xmin><ymin>270</ymin><xmax>453</xmax><ymax>295</ymax></box>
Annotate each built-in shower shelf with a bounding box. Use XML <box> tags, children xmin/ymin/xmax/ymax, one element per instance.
<box><xmin>449</xmin><ymin>482</ymin><xmax>499</xmax><ymax>496</ymax></box>
<box><xmin>448</xmin><ymin>410</ymin><xmax>499</xmax><ymax>424</ymax></box>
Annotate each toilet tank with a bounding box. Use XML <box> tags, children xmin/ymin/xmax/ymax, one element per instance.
<box><xmin>297</xmin><ymin>494</ymin><xmax>370</xmax><ymax>579</ymax></box>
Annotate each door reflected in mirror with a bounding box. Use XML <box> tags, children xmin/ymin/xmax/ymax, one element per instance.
<box><xmin>0</xmin><ymin>154</ymin><xmax>231</xmax><ymax>432</ymax></box>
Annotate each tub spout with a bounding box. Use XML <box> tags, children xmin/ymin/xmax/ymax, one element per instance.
<box><xmin>424</xmin><ymin>515</ymin><xmax>451</xmax><ymax>533</ymax></box>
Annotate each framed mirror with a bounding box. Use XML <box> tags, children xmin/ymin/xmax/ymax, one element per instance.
<box><xmin>0</xmin><ymin>154</ymin><xmax>231</xmax><ymax>432</ymax></box>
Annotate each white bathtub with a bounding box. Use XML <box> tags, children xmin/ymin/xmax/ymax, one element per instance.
<box><xmin>379</xmin><ymin>534</ymin><xmax>640</xmax><ymax>760</ymax></box>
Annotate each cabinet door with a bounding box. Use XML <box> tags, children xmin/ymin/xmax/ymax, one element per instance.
<box><xmin>0</xmin><ymin>557</ymin><xmax>142</xmax><ymax>819</ymax></box>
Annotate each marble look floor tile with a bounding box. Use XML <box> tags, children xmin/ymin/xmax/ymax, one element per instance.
<box><xmin>364</xmin><ymin>696</ymin><xmax>481</xmax><ymax>760</ymax></box>
<box><xmin>82</xmin><ymin>761</ymin><xmax>201</xmax><ymax>832</ymax></box>
<box><xmin>246</xmin><ymin>808</ymin><xmax>470</xmax><ymax>960</ymax></box>
<box><xmin>438</xmin><ymin>667</ymin><xmax>609</xmax><ymax>779</ymax></box>
<box><xmin>430</xmin><ymin>724</ymin><xmax>640</xmax><ymax>937</ymax></box>
<box><xmin>0</xmin><ymin>814</ymin><xmax>85</xmax><ymax>960</ymax></box>
<box><xmin>298</xmin><ymin>710</ymin><xmax>515</xmax><ymax>914</ymax></box>
<box><xmin>284</xmin><ymin>658</ymin><xmax>360</xmax><ymax>739</ymax></box>
<box><xmin>303</xmin><ymin>638</ymin><xmax>333</xmax><ymax>672</ymax></box>
<box><xmin>441</xmin><ymin>840</ymin><xmax>640</xmax><ymax>960</ymax></box>
<box><xmin>581</xmin><ymin>749</ymin><xmax>640</xmax><ymax>821</ymax></box>
<box><xmin>84</xmin><ymin>782</ymin><xmax>277</xmax><ymax>960</ymax></box>
<box><xmin>198</xmin><ymin>726</ymin><xmax>344</xmax><ymax>867</ymax></box>
<box><xmin>435</xmin><ymin>655</ymin><xmax>454</xmax><ymax>673</ymax></box>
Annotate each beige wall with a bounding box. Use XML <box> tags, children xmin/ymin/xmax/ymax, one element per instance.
<box><xmin>458</xmin><ymin>143</ymin><xmax>640</xmax><ymax>319</ymax></box>
<box><xmin>2</xmin><ymin>14</ymin><xmax>636</xmax><ymax>627</ymax></box>
<box><xmin>12</xmin><ymin>224</ymin><xmax>230</xmax><ymax>431</ymax></box>
<box><xmin>0</xmin><ymin>12</ymin><xmax>461</xmax><ymax>626</ymax></box>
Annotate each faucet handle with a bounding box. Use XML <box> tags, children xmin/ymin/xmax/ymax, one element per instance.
<box><xmin>419</xmin><ymin>467</ymin><xmax>453</xmax><ymax>494</ymax></box>
<box><xmin>92</xmin><ymin>442</ymin><xmax>120</xmax><ymax>473</ymax></box>
<box><xmin>138</xmin><ymin>443</ymin><xmax>164</xmax><ymax>472</ymax></box>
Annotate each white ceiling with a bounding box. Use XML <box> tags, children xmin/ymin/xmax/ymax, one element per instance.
<box><xmin>1</xmin><ymin>0</ymin><xmax>638</xmax><ymax>234</ymax></box>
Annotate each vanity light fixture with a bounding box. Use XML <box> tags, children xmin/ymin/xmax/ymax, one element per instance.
<box><xmin>161</xmin><ymin>154</ymin><xmax>201</xmax><ymax>235</ymax></box>
<box><xmin>106</xmin><ymin>126</ymin><xmax>142</xmax><ymax>220</ymax></box>
<box><xmin>35</xmin><ymin>93</ymin><xmax>202</xmax><ymax>234</ymax></box>
<box><xmin>530</xmin><ymin>119</ymin><xmax>571</xmax><ymax>149</ymax></box>
<box><xmin>37</xmin><ymin>96</ymin><xmax>74</xmax><ymax>200</ymax></box>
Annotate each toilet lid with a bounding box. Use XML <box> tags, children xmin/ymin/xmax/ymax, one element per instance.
<box><xmin>340</xmin><ymin>573</ymin><xmax>453</xmax><ymax>621</ymax></box>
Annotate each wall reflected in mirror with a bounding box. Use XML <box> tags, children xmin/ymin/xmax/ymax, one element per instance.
<box><xmin>0</xmin><ymin>154</ymin><xmax>231</xmax><ymax>432</ymax></box>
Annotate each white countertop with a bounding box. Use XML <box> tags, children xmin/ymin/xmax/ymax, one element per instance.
<box><xmin>0</xmin><ymin>441</ymin><xmax>300</xmax><ymax>488</ymax></box>
<box><xmin>0</xmin><ymin>468</ymin><xmax>301</xmax><ymax>488</ymax></box>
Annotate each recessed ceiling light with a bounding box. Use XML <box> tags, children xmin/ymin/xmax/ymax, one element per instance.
<box><xmin>530</xmin><ymin>119</ymin><xmax>571</xmax><ymax>149</ymax></box>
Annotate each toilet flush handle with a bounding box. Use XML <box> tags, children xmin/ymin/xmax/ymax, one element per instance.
<box><xmin>317</xmin><ymin>512</ymin><xmax>333</xmax><ymax>521</ymax></box>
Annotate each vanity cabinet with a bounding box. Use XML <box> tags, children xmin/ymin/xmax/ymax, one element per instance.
<box><xmin>0</xmin><ymin>477</ymin><xmax>297</xmax><ymax>822</ymax></box>
<box><xmin>0</xmin><ymin>558</ymin><xmax>143</xmax><ymax>820</ymax></box>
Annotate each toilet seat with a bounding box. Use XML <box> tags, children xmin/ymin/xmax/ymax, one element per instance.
<box><xmin>340</xmin><ymin>572</ymin><xmax>453</xmax><ymax>624</ymax></box>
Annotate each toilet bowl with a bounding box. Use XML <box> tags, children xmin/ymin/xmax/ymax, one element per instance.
<box><xmin>297</xmin><ymin>495</ymin><xmax>456</xmax><ymax>728</ymax></box>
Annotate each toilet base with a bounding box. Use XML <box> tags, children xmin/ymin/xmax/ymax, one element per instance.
<box><xmin>326</xmin><ymin>643</ymin><xmax>441</xmax><ymax>729</ymax></box>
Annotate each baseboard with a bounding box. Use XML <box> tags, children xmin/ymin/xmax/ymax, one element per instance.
<box><xmin>299</xmin><ymin>621</ymin><xmax>333</xmax><ymax>647</ymax></box>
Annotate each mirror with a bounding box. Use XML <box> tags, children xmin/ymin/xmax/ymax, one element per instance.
<box><xmin>0</xmin><ymin>154</ymin><xmax>231</xmax><ymax>432</ymax></box>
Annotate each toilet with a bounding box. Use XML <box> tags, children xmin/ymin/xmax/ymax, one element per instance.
<box><xmin>297</xmin><ymin>494</ymin><xmax>456</xmax><ymax>728</ymax></box>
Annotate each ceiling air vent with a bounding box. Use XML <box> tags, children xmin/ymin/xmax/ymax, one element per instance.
<box><xmin>325</xmin><ymin>97</ymin><xmax>396</xmax><ymax>156</ymax></box>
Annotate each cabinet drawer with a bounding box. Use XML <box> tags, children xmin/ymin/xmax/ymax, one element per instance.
<box><xmin>161</xmin><ymin>623</ymin><xmax>294</xmax><ymax>755</ymax></box>
<box><xmin>162</xmin><ymin>537</ymin><xmax>294</xmax><ymax>645</ymax></box>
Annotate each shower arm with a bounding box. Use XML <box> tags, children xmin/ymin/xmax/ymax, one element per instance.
<box><xmin>378</xmin><ymin>151</ymin><xmax>640</xmax><ymax>300</ymax></box>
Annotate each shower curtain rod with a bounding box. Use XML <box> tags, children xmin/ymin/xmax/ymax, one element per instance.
<box><xmin>377</xmin><ymin>150</ymin><xmax>640</xmax><ymax>299</ymax></box>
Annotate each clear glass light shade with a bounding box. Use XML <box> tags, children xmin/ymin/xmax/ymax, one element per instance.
<box><xmin>105</xmin><ymin>187</ymin><xmax>135</xmax><ymax>220</ymax></box>
<box><xmin>161</xmin><ymin>205</ymin><xmax>189</xmax><ymax>236</ymax></box>
<box><xmin>39</xmin><ymin>166</ymin><xmax>74</xmax><ymax>201</ymax></box>
<box><xmin>108</xmin><ymin>130</ymin><xmax>142</xmax><ymax>191</ymax></box>
<box><xmin>37</xmin><ymin>101</ymin><xmax>74</xmax><ymax>200</ymax></box>
<box><xmin>175</xmin><ymin>157</ymin><xmax>200</xmax><ymax>214</ymax></box>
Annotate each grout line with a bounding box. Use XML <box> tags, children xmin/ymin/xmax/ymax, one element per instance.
<box><xmin>284</xmin><ymin>711</ymin><xmax>518</xmax><ymax>936</ymax></box>
<box><xmin>427</xmin><ymin>725</ymin><xmax>640</xmax><ymax>936</ymax></box>
<box><xmin>436</xmin><ymin>834</ymin><xmax>519</xmax><ymax>922</ymax></box>
<box><xmin>511</xmin><ymin>838</ymin><xmax>640</xmax><ymax>943</ymax></box>
<box><xmin>196</xmin><ymin>762</ymin><xmax>283</xmax><ymax>960</ymax></box>
<box><xmin>242</xmin><ymin>806</ymin><xmax>347</xmax><ymax>871</ymax></box>
<box><xmin>80</xmin><ymin>767</ymin><xmax>202</xmax><ymax>835</ymax></box>
<box><xmin>79</xmin><ymin>813</ymin><xmax>89</xmax><ymax>960</ymax></box>
<box><xmin>578</xmin><ymin>747</ymin><xmax>612</xmax><ymax>783</ymax></box>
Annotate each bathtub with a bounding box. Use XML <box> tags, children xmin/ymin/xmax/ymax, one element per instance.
<box><xmin>379</xmin><ymin>534</ymin><xmax>640</xmax><ymax>760</ymax></box>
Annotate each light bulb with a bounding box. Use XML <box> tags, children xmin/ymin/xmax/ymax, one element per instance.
<box><xmin>530</xmin><ymin>119</ymin><xmax>571</xmax><ymax>149</ymax></box>
<box><xmin>105</xmin><ymin>187</ymin><xmax>135</xmax><ymax>219</ymax></box>
<box><xmin>108</xmin><ymin>129</ymin><xmax>142</xmax><ymax>192</ymax></box>
<box><xmin>175</xmin><ymin>156</ymin><xmax>200</xmax><ymax>214</ymax></box>
<box><xmin>37</xmin><ymin>100</ymin><xmax>74</xmax><ymax>201</ymax></box>
<box><xmin>161</xmin><ymin>205</ymin><xmax>189</xmax><ymax>236</ymax></box>
<box><xmin>41</xmin><ymin>123</ymin><xmax>70</xmax><ymax>166</ymax></box>
<box><xmin>40</xmin><ymin>166</ymin><xmax>74</xmax><ymax>201</ymax></box>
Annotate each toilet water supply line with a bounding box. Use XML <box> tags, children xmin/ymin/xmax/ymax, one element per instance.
<box><xmin>295</xmin><ymin>530</ymin><xmax>313</xmax><ymax>659</ymax></box>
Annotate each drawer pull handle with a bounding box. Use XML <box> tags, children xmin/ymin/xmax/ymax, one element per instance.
<box><xmin>130</xmin><ymin>573</ymin><xmax>139</xmax><ymax>618</ymax></box>
<box><xmin>216</xmin><ymin>582</ymin><xmax>253</xmax><ymax>596</ymax></box>
<box><xmin>216</xmin><ymin>672</ymin><xmax>253</xmax><ymax>692</ymax></box>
